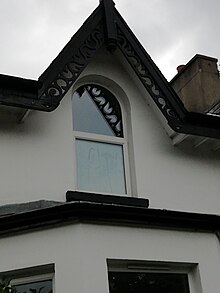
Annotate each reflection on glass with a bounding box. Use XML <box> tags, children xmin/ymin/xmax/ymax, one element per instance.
<box><xmin>76</xmin><ymin>140</ymin><xmax>126</xmax><ymax>194</ymax></box>
<box><xmin>108</xmin><ymin>272</ymin><xmax>190</xmax><ymax>293</ymax></box>
<box><xmin>15</xmin><ymin>280</ymin><xmax>52</xmax><ymax>293</ymax></box>
<box><xmin>72</xmin><ymin>90</ymin><xmax>114</xmax><ymax>136</ymax></box>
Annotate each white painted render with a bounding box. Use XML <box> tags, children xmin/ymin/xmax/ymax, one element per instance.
<box><xmin>0</xmin><ymin>223</ymin><xmax>219</xmax><ymax>293</ymax></box>
<box><xmin>1</xmin><ymin>47</ymin><xmax>220</xmax><ymax>214</ymax></box>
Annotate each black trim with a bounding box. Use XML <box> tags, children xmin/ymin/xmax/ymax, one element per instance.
<box><xmin>0</xmin><ymin>74</ymin><xmax>42</xmax><ymax>110</ymax></box>
<box><xmin>1</xmin><ymin>196</ymin><xmax>220</xmax><ymax>236</ymax></box>
<box><xmin>101</xmin><ymin>0</ymin><xmax>117</xmax><ymax>51</ymax></box>
<box><xmin>0</xmin><ymin>74</ymin><xmax>39</xmax><ymax>93</ymax></box>
<box><xmin>173</xmin><ymin>112</ymin><xmax>220</xmax><ymax>139</ymax></box>
<box><xmin>66</xmin><ymin>191</ymin><xmax>149</xmax><ymax>207</ymax></box>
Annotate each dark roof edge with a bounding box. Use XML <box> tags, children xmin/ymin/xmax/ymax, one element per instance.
<box><xmin>173</xmin><ymin>111</ymin><xmax>220</xmax><ymax>139</ymax></box>
<box><xmin>0</xmin><ymin>74</ymin><xmax>39</xmax><ymax>91</ymax></box>
<box><xmin>1</xmin><ymin>198</ymin><xmax>220</xmax><ymax>236</ymax></box>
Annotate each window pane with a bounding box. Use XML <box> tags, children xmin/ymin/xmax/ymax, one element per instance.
<box><xmin>76</xmin><ymin>139</ymin><xmax>126</xmax><ymax>194</ymax></box>
<box><xmin>72</xmin><ymin>90</ymin><xmax>115</xmax><ymax>136</ymax></box>
<box><xmin>15</xmin><ymin>280</ymin><xmax>52</xmax><ymax>293</ymax></box>
<box><xmin>108</xmin><ymin>272</ymin><xmax>190</xmax><ymax>293</ymax></box>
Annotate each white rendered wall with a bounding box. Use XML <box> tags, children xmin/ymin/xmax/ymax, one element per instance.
<box><xmin>0</xmin><ymin>223</ymin><xmax>219</xmax><ymax>293</ymax></box>
<box><xmin>0</xmin><ymin>91</ymin><xmax>75</xmax><ymax>204</ymax></box>
<box><xmin>1</xmin><ymin>47</ymin><xmax>220</xmax><ymax>213</ymax></box>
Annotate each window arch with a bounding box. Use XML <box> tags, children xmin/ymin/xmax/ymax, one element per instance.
<box><xmin>72</xmin><ymin>83</ymin><xmax>130</xmax><ymax>195</ymax></box>
<box><xmin>73</xmin><ymin>84</ymin><xmax>123</xmax><ymax>137</ymax></box>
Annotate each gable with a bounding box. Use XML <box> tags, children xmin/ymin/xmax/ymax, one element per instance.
<box><xmin>0</xmin><ymin>0</ymin><xmax>220</xmax><ymax>139</ymax></box>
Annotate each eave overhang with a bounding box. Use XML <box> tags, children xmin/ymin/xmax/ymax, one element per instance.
<box><xmin>1</xmin><ymin>192</ymin><xmax>220</xmax><ymax>237</ymax></box>
<box><xmin>1</xmin><ymin>0</ymin><xmax>220</xmax><ymax>139</ymax></box>
<box><xmin>0</xmin><ymin>74</ymin><xmax>40</xmax><ymax>110</ymax></box>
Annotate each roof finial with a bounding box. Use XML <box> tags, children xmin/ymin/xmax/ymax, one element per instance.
<box><xmin>100</xmin><ymin>0</ymin><xmax>117</xmax><ymax>52</ymax></box>
<box><xmin>99</xmin><ymin>0</ymin><xmax>115</xmax><ymax>5</ymax></box>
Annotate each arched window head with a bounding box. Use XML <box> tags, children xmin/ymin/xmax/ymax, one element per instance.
<box><xmin>72</xmin><ymin>84</ymin><xmax>123</xmax><ymax>137</ymax></box>
<box><xmin>72</xmin><ymin>84</ymin><xmax>129</xmax><ymax>195</ymax></box>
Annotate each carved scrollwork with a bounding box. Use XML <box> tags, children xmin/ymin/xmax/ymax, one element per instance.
<box><xmin>77</xmin><ymin>84</ymin><xmax>123</xmax><ymax>137</ymax></box>
<box><xmin>116</xmin><ymin>27</ymin><xmax>180</xmax><ymax>122</ymax></box>
<box><xmin>40</xmin><ymin>26</ymin><xmax>104</xmax><ymax>105</ymax></box>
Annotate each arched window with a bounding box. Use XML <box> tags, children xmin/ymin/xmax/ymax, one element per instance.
<box><xmin>72</xmin><ymin>84</ymin><xmax>130</xmax><ymax>195</ymax></box>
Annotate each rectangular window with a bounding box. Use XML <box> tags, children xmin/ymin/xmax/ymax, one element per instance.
<box><xmin>76</xmin><ymin>139</ymin><xmax>126</xmax><ymax>194</ymax></box>
<box><xmin>108</xmin><ymin>271</ymin><xmax>190</xmax><ymax>293</ymax></box>
<box><xmin>13</xmin><ymin>276</ymin><xmax>52</xmax><ymax>293</ymax></box>
<box><xmin>0</xmin><ymin>264</ymin><xmax>54</xmax><ymax>293</ymax></box>
<box><xmin>107</xmin><ymin>260</ymin><xmax>199</xmax><ymax>293</ymax></box>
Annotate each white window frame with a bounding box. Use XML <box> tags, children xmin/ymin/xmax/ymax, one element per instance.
<box><xmin>72</xmin><ymin>83</ymin><xmax>132</xmax><ymax>196</ymax></box>
<box><xmin>107</xmin><ymin>259</ymin><xmax>202</xmax><ymax>293</ymax></box>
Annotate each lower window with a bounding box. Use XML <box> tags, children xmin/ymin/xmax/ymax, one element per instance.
<box><xmin>0</xmin><ymin>264</ymin><xmax>53</xmax><ymax>293</ymax></box>
<box><xmin>13</xmin><ymin>277</ymin><xmax>52</xmax><ymax>293</ymax></box>
<box><xmin>107</xmin><ymin>260</ymin><xmax>193</xmax><ymax>293</ymax></box>
<box><xmin>108</xmin><ymin>271</ymin><xmax>190</xmax><ymax>293</ymax></box>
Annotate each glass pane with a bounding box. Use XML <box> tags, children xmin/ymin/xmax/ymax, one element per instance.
<box><xmin>76</xmin><ymin>140</ymin><xmax>126</xmax><ymax>194</ymax></box>
<box><xmin>15</xmin><ymin>280</ymin><xmax>52</xmax><ymax>293</ymax></box>
<box><xmin>108</xmin><ymin>272</ymin><xmax>190</xmax><ymax>293</ymax></box>
<box><xmin>72</xmin><ymin>90</ymin><xmax>115</xmax><ymax>136</ymax></box>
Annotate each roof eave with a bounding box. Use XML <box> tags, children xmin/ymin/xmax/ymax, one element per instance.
<box><xmin>1</xmin><ymin>195</ymin><xmax>220</xmax><ymax>237</ymax></box>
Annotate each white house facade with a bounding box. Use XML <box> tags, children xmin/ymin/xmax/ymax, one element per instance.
<box><xmin>0</xmin><ymin>1</ymin><xmax>220</xmax><ymax>293</ymax></box>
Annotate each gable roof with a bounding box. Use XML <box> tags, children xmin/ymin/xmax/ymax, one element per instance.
<box><xmin>1</xmin><ymin>0</ymin><xmax>220</xmax><ymax>139</ymax></box>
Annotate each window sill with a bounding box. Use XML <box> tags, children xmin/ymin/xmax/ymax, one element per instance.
<box><xmin>66</xmin><ymin>191</ymin><xmax>149</xmax><ymax>208</ymax></box>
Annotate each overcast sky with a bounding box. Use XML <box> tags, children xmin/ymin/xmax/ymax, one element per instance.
<box><xmin>0</xmin><ymin>0</ymin><xmax>219</xmax><ymax>81</ymax></box>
